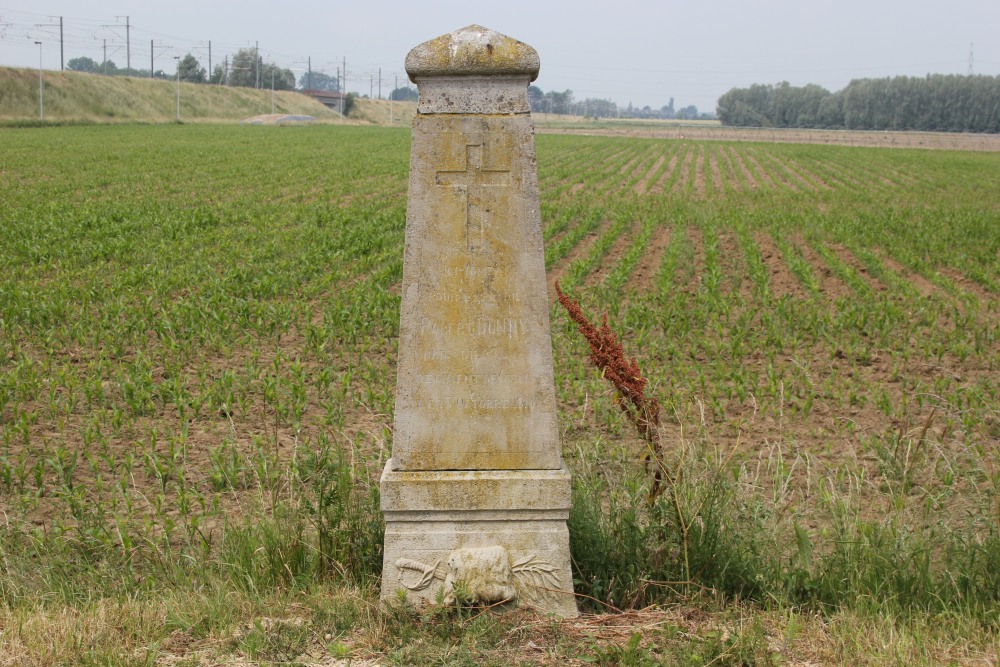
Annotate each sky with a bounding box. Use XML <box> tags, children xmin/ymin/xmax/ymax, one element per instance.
<box><xmin>1</xmin><ymin>1</ymin><xmax>997</xmax><ymax>113</ymax></box>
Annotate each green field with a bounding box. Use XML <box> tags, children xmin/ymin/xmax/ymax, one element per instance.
<box><xmin>1</xmin><ymin>124</ymin><xmax>999</xmax><ymax>665</ymax></box>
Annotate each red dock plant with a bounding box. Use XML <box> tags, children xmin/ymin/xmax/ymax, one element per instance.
<box><xmin>555</xmin><ymin>281</ymin><xmax>664</xmax><ymax>501</ymax></box>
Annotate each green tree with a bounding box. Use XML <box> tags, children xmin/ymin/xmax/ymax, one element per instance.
<box><xmin>228</xmin><ymin>48</ymin><xmax>259</xmax><ymax>87</ymax></box>
<box><xmin>581</xmin><ymin>97</ymin><xmax>617</xmax><ymax>118</ymax></box>
<box><xmin>528</xmin><ymin>85</ymin><xmax>544</xmax><ymax>112</ymax></box>
<box><xmin>177</xmin><ymin>53</ymin><xmax>206</xmax><ymax>84</ymax></box>
<box><xmin>389</xmin><ymin>86</ymin><xmax>417</xmax><ymax>101</ymax></box>
<box><xmin>261</xmin><ymin>63</ymin><xmax>294</xmax><ymax>91</ymax></box>
<box><xmin>67</xmin><ymin>56</ymin><xmax>99</xmax><ymax>73</ymax></box>
<box><xmin>298</xmin><ymin>70</ymin><xmax>339</xmax><ymax>92</ymax></box>
<box><xmin>545</xmin><ymin>89</ymin><xmax>574</xmax><ymax>114</ymax></box>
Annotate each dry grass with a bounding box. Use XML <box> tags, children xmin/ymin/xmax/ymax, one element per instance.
<box><xmin>350</xmin><ymin>97</ymin><xmax>416</xmax><ymax>127</ymax></box>
<box><xmin>0</xmin><ymin>66</ymin><xmax>339</xmax><ymax>123</ymax></box>
<box><xmin>3</xmin><ymin>591</ymin><xmax>996</xmax><ymax>666</ymax></box>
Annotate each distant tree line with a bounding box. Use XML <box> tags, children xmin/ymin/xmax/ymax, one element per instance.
<box><xmin>68</xmin><ymin>48</ymin><xmax>296</xmax><ymax>91</ymax></box>
<box><xmin>526</xmin><ymin>86</ymin><xmax>709</xmax><ymax>120</ymax></box>
<box><xmin>718</xmin><ymin>75</ymin><xmax>1000</xmax><ymax>133</ymax></box>
<box><xmin>67</xmin><ymin>56</ymin><xmax>171</xmax><ymax>80</ymax></box>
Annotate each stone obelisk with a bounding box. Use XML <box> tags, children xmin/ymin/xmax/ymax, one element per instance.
<box><xmin>380</xmin><ymin>25</ymin><xmax>577</xmax><ymax>617</ymax></box>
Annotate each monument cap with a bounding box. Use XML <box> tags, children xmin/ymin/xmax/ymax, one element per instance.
<box><xmin>405</xmin><ymin>25</ymin><xmax>540</xmax><ymax>83</ymax></box>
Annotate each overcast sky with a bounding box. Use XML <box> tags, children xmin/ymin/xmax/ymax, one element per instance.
<box><xmin>1</xmin><ymin>1</ymin><xmax>997</xmax><ymax>113</ymax></box>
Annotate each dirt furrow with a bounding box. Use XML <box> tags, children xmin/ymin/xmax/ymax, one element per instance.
<box><xmin>796</xmin><ymin>236</ymin><xmax>851</xmax><ymax>299</ymax></box>
<box><xmin>755</xmin><ymin>232</ymin><xmax>808</xmax><ymax>299</ymax></box>
<box><xmin>634</xmin><ymin>153</ymin><xmax>667</xmax><ymax>195</ymax></box>
<box><xmin>650</xmin><ymin>150</ymin><xmax>682</xmax><ymax>195</ymax></box>
<box><xmin>708</xmin><ymin>146</ymin><xmax>725</xmax><ymax>194</ymax></box>
<box><xmin>585</xmin><ymin>221</ymin><xmax>641</xmax><ymax>288</ymax></box>
<box><xmin>672</xmin><ymin>146</ymin><xmax>696</xmax><ymax>194</ymax></box>
<box><xmin>627</xmin><ymin>224</ymin><xmax>674</xmax><ymax>293</ymax></box>
<box><xmin>744</xmin><ymin>150</ymin><xmax>797</xmax><ymax>192</ymax></box>
<box><xmin>547</xmin><ymin>217</ymin><xmax>615</xmax><ymax>301</ymax></box>
<box><xmin>693</xmin><ymin>145</ymin><xmax>707</xmax><ymax>198</ymax></box>
<box><xmin>830</xmin><ymin>243</ymin><xmax>888</xmax><ymax>293</ymax></box>
<box><xmin>685</xmin><ymin>225</ymin><xmax>705</xmax><ymax>293</ymax></box>
<box><xmin>728</xmin><ymin>146</ymin><xmax>762</xmax><ymax>189</ymax></box>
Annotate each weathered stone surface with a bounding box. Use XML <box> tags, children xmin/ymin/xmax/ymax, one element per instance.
<box><xmin>381</xmin><ymin>464</ymin><xmax>577</xmax><ymax>616</ymax></box>
<box><xmin>392</xmin><ymin>110</ymin><xmax>559</xmax><ymax>471</ymax></box>
<box><xmin>382</xmin><ymin>25</ymin><xmax>576</xmax><ymax>618</ymax></box>
<box><xmin>405</xmin><ymin>25</ymin><xmax>539</xmax><ymax>82</ymax></box>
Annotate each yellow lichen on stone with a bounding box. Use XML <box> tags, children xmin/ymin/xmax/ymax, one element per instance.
<box><xmin>406</xmin><ymin>25</ymin><xmax>540</xmax><ymax>82</ymax></box>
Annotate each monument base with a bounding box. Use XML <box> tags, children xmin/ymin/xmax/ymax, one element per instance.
<box><xmin>380</xmin><ymin>460</ymin><xmax>578</xmax><ymax>618</ymax></box>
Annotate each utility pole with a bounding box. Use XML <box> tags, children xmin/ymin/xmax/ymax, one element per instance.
<box><xmin>150</xmin><ymin>40</ymin><xmax>154</xmax><ymax>77</ymax></box>
<box><xmin>124</xmin><ymin>16</ymin><xmax>130</xmax><ymax>76</ymax></box>
<box><xmin>308</xmin><ymin>56</ymin><xmax>312</xmax><ymax>90</ymax></box>
<box><xmin>254</xmin><ymin>41</ymin><xmax>260</xmax><ymax>89</ymax></box>
<box><xmin>968</xmin><ymin>42</ymin><xmax>974</xmax><ymax>76</ymax></box>
<box><xmin>102</xmin><ymin>39</ymin><xmax>106</xmax><ymax>74</ymax></box>
<box><xmin>378</xmin><ymin>67</ymin><xmax>381</xmax><ymax>100</ymax></box>
<box><xmin>111</xmin><ymin>16</ymin><xmax>131</xmax><ymax>76</ymax></box>
<box><xmin>34</xmin><ymin>41</ymin><xmax>43</xmax><ymax>120</ymax></box>
<box><xmin>208</xmin><ymin>41</ymin><xmax>212</xmax><ymax>83</ymax></box>
<box><xmin>35</xmin><ymin>18</ymin><xmax>64</xmax><ymax>70</ymax></box>
<box><xmin>174</xmin><ymin>56</ymin><xmax>180</xmax><ymax>121</ymax></box>
<box><xmin>390</xmin><ymin>74</ymin><xmax>396</xmax><ymax>124</ymax></box>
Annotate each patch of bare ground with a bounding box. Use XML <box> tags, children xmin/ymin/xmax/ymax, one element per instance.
<box><xmin>938</xmin><ymin>267</ymin><xmax>998</xmax><ymax>305</ymax></box>
<box><xmin>693</xmin><ymin>145</ymin><xmax>708</xmax><ymax>198</ymax></box>
<box><xmin>584</xmin><ymin>221</ymin><xmax>639</xmax><ymax>288</ymax></box>
<box><xmin>729</xmin><ymin>147</ymin><xmax>765</xmax><ymax>189</ymax></box>
<box><xmin>708</xmin><ymin>146</ymin><xmax>725</xmax><ymax>194</ymax></box>
<box><xmin>626</xmin><ymin>224</ymin><xmax>673</xmax><ymax>293</ymax></box>
<box><xmin>649</xmin><ymin>149</ymin><xmax>681</xmax><ymax>194</ymax></box>
<box><xmin>878</xmin><ymin>253</ymin><xmax>941</xmax><ymax>299</ymax></box>
<box><xmin>718</xmin><ymin>229</ymin><xmax>749</xmax><ymax>300</ymax></box>
<box><xmin>547</xmin><ymin>217</ymin><xmax>615</xmax><ymax>301</ymax></box>
<box><xmin>685</xmin><ymin>225</ymin><xmax>705</xmax><ymax>293</ymax></box>
<box><xmin>671</xmin><ymin>146</ymin><xmax>696</xmax><ymax>194</ymax></box>
<box><xmin>633</xmin><ymin>153</ymin><xmax>667</xmax><ymax>195</ymax></box>
<box><xmin>755</xmin><ymin>232</ymin><xmax>808</xmax><ymax>300</ymax></box>
<box><xmin>796</xmin><ymin>236</ymin><xmax>852</xmax><ymax>299</ymax></box>
<box><xmin>830</xmin><ymin>243</ymin><xmax>887</xmax><ymax>293</ymax></box>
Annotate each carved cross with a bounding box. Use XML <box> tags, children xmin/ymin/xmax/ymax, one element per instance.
<box><xmin>436</xmin><ymin>143</ymin><xmax>511</xmax><ymax>253</ymax></box>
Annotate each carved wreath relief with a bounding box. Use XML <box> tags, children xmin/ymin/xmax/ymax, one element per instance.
<box><xmin>395</xmin><ymin>546</ymin><xmax>562</xmax><ymax>606</ymax></box>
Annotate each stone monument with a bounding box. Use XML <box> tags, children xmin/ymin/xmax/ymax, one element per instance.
<box><xmin>380</xmin><ymin>25</ymin><xmax>577</xmax><ymax>617</ymax></box>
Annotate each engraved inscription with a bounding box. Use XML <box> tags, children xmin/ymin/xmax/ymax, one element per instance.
<box><xmin>436</xmin><ymin>143</ymin><xmax>511</xmax><ymax>253</ymax></box>
<box><xmin>413</xmin><ymin>396</ymin><xmax>537</xmax><ymax>412</ymax></box>
<box><xmin>420</xmin><ymin>317</ymin><xmax>528</xmax><ymax>338</ymax></box>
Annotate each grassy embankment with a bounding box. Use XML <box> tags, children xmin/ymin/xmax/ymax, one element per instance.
<box><xmin>0</xmin><ymin>66</ymin><xmax>417</xmax><ymax>125</ymax></box>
